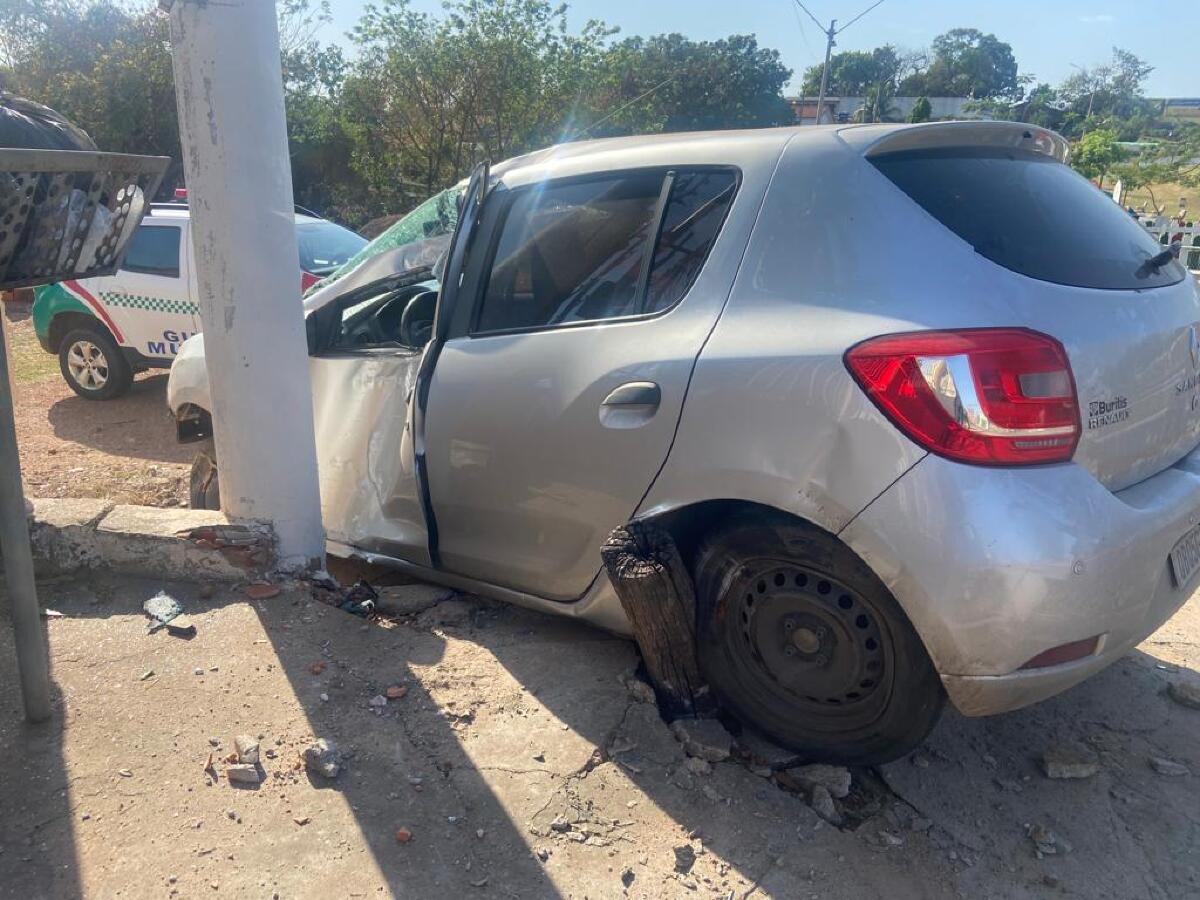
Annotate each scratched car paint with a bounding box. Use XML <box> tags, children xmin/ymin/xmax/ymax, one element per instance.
<box><xmin>169</xmin><ymin>121</ymin><xmax>1200</xmax><ymax>762</ymax></box>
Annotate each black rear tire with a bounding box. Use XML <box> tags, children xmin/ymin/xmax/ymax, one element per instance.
<box><xmin>694</xmin><ymin>511</ymin><xmax>943</xmax><ymax>765</ymax></box>
<box><xmin>58</xmin><ymin>324</ymin><xmax>133</xmax><ymax>400</ymax></box>
<box><xmin>189</xmin><ymin>440</ymin><xmax>221</xmax><ymax>510</ymax></box>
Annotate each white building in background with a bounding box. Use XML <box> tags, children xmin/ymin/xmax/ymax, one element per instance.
<box><xmin>788</xmin><ymin>96</ymin><xmax>980</xmax><ymax>125</ymax></box>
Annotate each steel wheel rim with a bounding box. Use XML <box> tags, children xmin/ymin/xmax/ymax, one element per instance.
<box><xmin>67</xmin><ymin>340</ymin><xmax>109</xmax><ymax>390</ymax></box>
<box><xmin>731</xmin><ymin>561</ymin><xmax>893</xmax><ymax>724</ymax></box>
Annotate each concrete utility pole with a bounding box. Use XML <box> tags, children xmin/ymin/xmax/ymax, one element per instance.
<box><xmin>163</xmin><ymin>0</ymin><xmax>324</xmax><ymax>570</ymax></box>
<box><xmin>792</xmin><ymin>0</ymin><xmax>890</xmax><ymax>125</ymax></box>
<box><xmin>815</xmin><ymin>19</ymin><xmax>836</xmax><ymax>125</ymax></box>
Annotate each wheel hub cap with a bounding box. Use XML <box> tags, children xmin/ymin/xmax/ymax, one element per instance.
<box><xmin>67</xmin><ymin>340</ymin><xmax>109</xmax><ymax>390</ymax></box>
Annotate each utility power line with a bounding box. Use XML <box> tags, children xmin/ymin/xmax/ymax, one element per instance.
<box><xmin>791</xmin><ymin>0</ymin><xmax>894</xmax><ymax>124</ymax></box>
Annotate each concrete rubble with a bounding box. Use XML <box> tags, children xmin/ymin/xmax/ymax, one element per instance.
<box><xmin>1041</xmin><ymin>742</ymin><xmax>1100</xmax><ymax>779</ymax></box>
<box><xmin>303</xmin><ymin>738</ymin><xmax>342</xmax><ymax>779</ymax></box>
<box><xmin>670</xmin><ymin>718</ymin><xmax>733</xmax><ymax>763</ymax></box>
<box><xmin>26</xmin><ymin>497</ymin><xmax>273</xmax><ymax>581</ymax></box>
<box><xmin>2</xmin><ymin>565</ymin><xmax>1198</xmax><ymax>898</ymax></box>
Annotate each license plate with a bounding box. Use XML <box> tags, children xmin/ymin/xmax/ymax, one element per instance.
<box><xmin>1169</xmin><ymin>522</ymin><xmax>1200</xmax><ymax>587</ymax></box>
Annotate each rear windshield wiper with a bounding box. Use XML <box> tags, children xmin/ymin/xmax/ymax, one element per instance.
<box><xmin>1137</xmin><ymin>246</ymin><xmax>1178</xmax><ymax>278</ymax></box>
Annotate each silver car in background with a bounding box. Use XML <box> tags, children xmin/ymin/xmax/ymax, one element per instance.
<box><xmin>170</xmin><ymin>121</ymin><xmax>1199</xmax><ymax>762</ymax></box>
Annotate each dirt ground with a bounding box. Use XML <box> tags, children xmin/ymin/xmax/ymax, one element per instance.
<box><xmin>1</xmin><ymin>569</ymin><xmax>1198</xmax><ymax>900</ymax></box>
<box><xmin>4</xmin><ymin>300</ymin><xmax>191</xmax><ymax>507</ymax></box>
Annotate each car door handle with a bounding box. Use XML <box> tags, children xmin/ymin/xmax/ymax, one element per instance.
<box><xmin>602</xmin><ymin>382</ymin><xmax>661</xmax><ymax>409</ymax></box>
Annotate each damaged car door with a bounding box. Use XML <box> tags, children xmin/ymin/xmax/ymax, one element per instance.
<box><xmin>422</xmin><ymin>167</ymin><xmax>740</xmax><ymax>600</ymax></box>
<box><xmin>307</xmin><ymin>271</ymin><xmax>441</xmax><ymax>565</ymax></box>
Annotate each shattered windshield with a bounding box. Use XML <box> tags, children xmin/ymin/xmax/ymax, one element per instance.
<box><xmin>309</xmin><ymin>188</ymin><xmax>461</xmax><ymax>293</ymax></box>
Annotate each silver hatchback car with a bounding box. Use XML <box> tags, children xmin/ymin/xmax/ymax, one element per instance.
<box><xmin>169</xmin><ymin>121</ymin><xmax>1199</xmax><ymax>763</ymax></box>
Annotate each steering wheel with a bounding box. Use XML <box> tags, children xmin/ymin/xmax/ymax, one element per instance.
<box><xmin>399</xmin><ymin>290</ymin><xmax>438</xmax><ymax>348</ymax></box>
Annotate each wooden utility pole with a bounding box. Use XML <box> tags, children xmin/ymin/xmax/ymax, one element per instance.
<box><xmin>601</xmin><ymin>522</ymin><xmax>711</xmax><ymax>717</ymax></box>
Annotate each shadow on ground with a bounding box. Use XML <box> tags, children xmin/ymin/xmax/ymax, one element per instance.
<box><xmin>46</xmin><ymin>374</ymin><xmax>194</xmax><ymax>464</ymax></box>
<box><xmin>1</xmin><ymin>568</ymin><xmax>1198</xmax><ymax>898</ymax></box>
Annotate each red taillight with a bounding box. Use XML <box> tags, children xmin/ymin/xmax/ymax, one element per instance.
<box><xmin>844</xmin><ymin>328</ymin><xmax>1080</xmax><ymax>465</ymax></box>
<box><xmin>300</xmin><ymin>270</ymin><xmax>320</xmax><ymax>292</ymax></box>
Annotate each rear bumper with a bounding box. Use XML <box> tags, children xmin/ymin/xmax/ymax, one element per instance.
<box><xmin>841</xmin><ymin>447</ymin><xmax>1200</xmax><ymax>716</ymax></box>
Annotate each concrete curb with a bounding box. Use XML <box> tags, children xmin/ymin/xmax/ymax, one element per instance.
<box><xmin>28</xmin><ymin>498</ymin><xmax>275</xmax><ymax>582</ymax></box>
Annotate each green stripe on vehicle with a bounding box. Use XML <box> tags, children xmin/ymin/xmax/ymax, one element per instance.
<box><xmin>99</xmin><ymin>292</ymin><xmax>199</xmax><ymax>316</ymax></box>
<box><xmin>32</xmin><ymin>282</ymin><xmax>93</xmax><ymax>344</ymax></box>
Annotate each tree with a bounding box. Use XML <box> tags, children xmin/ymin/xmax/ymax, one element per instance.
<box><xmin>1057</xmin><ymin>47</ymin><xmax>1155</xmax><ymax>140</ymax></box>
<box><xmin>346</xmin><ymin>4</ymin><xmax>792</xmax><ymax>218</ymax></box>
<box><xmin>1070</xmin><ymin>128</ymin><xmax>1124</xmax><ymax>187</ymax></box>
<box><xmin>801</xmin><ymin>46</ymin><xmax>901</xmax><ymax>97</ymax></box>
<box><xmin>908</xmin><ymin>96</ymin><xmax>931</xmax><ymax>123</ymax></box>
<box><xmin>584</xmin><ymin>33</ymin><xmax>792</xmax><ymax>136</ymax></box>
<box><xmin>0</xmin><ymin>0</ymin><xmax>339</xmax><ymax>201</ymax></box>
<box><xmin>1110</xmin><ymin>123</ymin><xmax>1200</xmax><ymax>212</ymax></box>
<box><xmin>901</xmin><ymin>28</ymin><xmax>1020</xmax><ymax>99</ymax></box>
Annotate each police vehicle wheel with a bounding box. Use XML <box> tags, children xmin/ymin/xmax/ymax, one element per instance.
<box><xmin>58</xmin><ymin>324</ymin><xmax>133</xmax><ymax>400</ymax></box>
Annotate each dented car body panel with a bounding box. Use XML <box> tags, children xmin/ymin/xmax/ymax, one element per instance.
<box><xmin>170</xmin><ymin>121</ymin><xmax>1200</xmax><ymax>718</ymax></box>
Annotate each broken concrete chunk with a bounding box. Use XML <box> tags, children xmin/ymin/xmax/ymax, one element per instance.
<box><xmin>670</xmin><ymin>718</ymin><xmax>732</xmax><ymax>763</ymax></box>
<box><xmin>623</xmin><ymin>676</ymin><xmax>657</xmax><ymax>705</ymax></box>
<box><xmin>233</xmin><ymin>735</ymin><xmax>259</xmax><ymax>765</ymax></box>
<box><xmin>808</xmin><ymin>784</ymin><xmax>842</xmax><ymax>825</ymax></box>
<box><xmin>1041</xmin><ymin>743</ymin><xmax>1100</xmax><ymax>780</ymax></box>
<box><xmin>1149</xmin><ymin>756</ymin><xmax>1190</xmax><ymax>777</ymax></box>
<box><xmin>734</xmin><ymin>729</ymin><xmax>803</xmax><ymax>771</ymax></box>
<box><xmin>225</xmin><ymin>764</ymin><xmax>261</xmax><ymax>785</ymax></box>
<box><xmin>375</xmin><ymin>583</ymin><xmax>456</xmax><ymax>616</ymax></box>
<box><xmin>684</xmin><ymin>757</ymin><xmax>712</xmax><ymax>776</ymax></box>
<box><xmin>303</xmin><ymin>738</ymin><xmax>342</xmax><ymax>779</ymax></box>
<box><xmin>1027</xmin><ymin>822</ymin><xmax>1072</xmax><ymax>856</ymax></box>
<box><xmin>789</xmin><ymin>763</ymin><xmax>852</xmax><ymax>799</ymax></box>
<box><xmin>1167</xmin><ymin>679</ymin><xmax>1200</xmax><ymax>711</ymax></box>
<box><xmin>673</xmin><ymin>844</ymin><xmax>696</xmax><ymax>874</ymax></box>
<box><xmin>242</xmin><ymin>582</ymin><xmax>281</xmax><ymax>600</ymax></box>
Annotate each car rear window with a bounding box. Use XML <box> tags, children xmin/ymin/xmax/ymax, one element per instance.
<box><xmin>121</xmin><ymin>225</ymin><xmax>180</xmax><ymax>277</ymax></box>
<box><xmin>869</xmin><ymin>147</ymin><xmax>1185</xmax><ymax>290</ymax></box>
<box><xmin>296</xmin><ymin>220</ymin><xmax>369</xmax><ymax>275</ymax></box>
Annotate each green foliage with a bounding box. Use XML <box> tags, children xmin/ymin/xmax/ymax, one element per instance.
<box><xmin>342</xmin><ymin>2</ymin><xmax>791</xmax><ymax>220</ymax></box>
<box><xmin>1110</xmin><ymin>123</ymin><xmax>1200</xmax><ymax>202</ymax></box>
<box><xmin>801</xmin><ymin>46</ymin><xmax>901</xmax><ymax>97</ymax></box>
<box><xmin>1057</xmin><ymin>47</ymin><xmax>1156</xmax><ymax>140</ymax></box>
<box><xmin>900</xmin><ymin>28</ymin><xmax>1020</xmax><ymax>99</ymax></box>
<box><xmin>1070</xmin><ymin>129</ymin><xmax>1125</xmax><ymax>183</ymax></box>
<box><xmin>584</xmin><ymin>33</ymin><xmax>792</xmax><ymax>136</ymax></box>
<box><xmin>0</xmin><ymin>3</ymin><xmax>1181</xmax><ymax>229</ymax></box>
<box><xmin>908</xmin><ymin>96</ymin><xmax>931</xmax><ymax>123</ymax></box>
<box><xmin>0</xmin><ymin>1</ymin><xmax>181</xmax><ymax>188</ymax></box>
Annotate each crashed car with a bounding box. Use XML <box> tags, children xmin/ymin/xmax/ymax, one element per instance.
<box><xmin>170</xmin><ymin>122</ymin><xmax>1200</xmax><ymax>763</ymax></box>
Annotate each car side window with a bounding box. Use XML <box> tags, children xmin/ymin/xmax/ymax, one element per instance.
<box><xmin>474</xmin><ymin>171</ymin><xmax>665</xmax><ymax>334</ymax></box>
<box><xmin>644</xmin><ymin>170</ymin><xmax>737</xmax><ymax>313</ymax></box>
<box><xmin>472</xmin><ymin>168</ymin><xmax>736</xmax><ymax>335</ymax></box>
<box><xmin>121</xmin><ymin>225</ymin><xmax>181</xmax><ymax>277</ymax></box>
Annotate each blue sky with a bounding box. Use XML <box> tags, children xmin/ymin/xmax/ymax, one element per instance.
<box><xmin>317</xmin><ymin>0</ymin><xmax>1196</xmax><ymax>97</ymax></box>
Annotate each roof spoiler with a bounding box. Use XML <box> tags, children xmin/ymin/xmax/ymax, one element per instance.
<box><xmin>849</xmin><ymin>121</ymin><xmax>1069</xmax><ymax>164</ymax></box>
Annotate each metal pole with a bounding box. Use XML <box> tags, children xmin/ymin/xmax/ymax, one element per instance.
<box><xmin>0</xmin><ymin>313</ymin><xmax>51</xmax><ymax>722</ymax></box>
<box><xmin>164</xmin><ymin>0</ymin><xmax>324</xmax><ymax>570</ymax></box>
<box><xmin>815</xmin><ymin>19</ymin><xmax>836</xmax><ymax>125</ymax></box>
